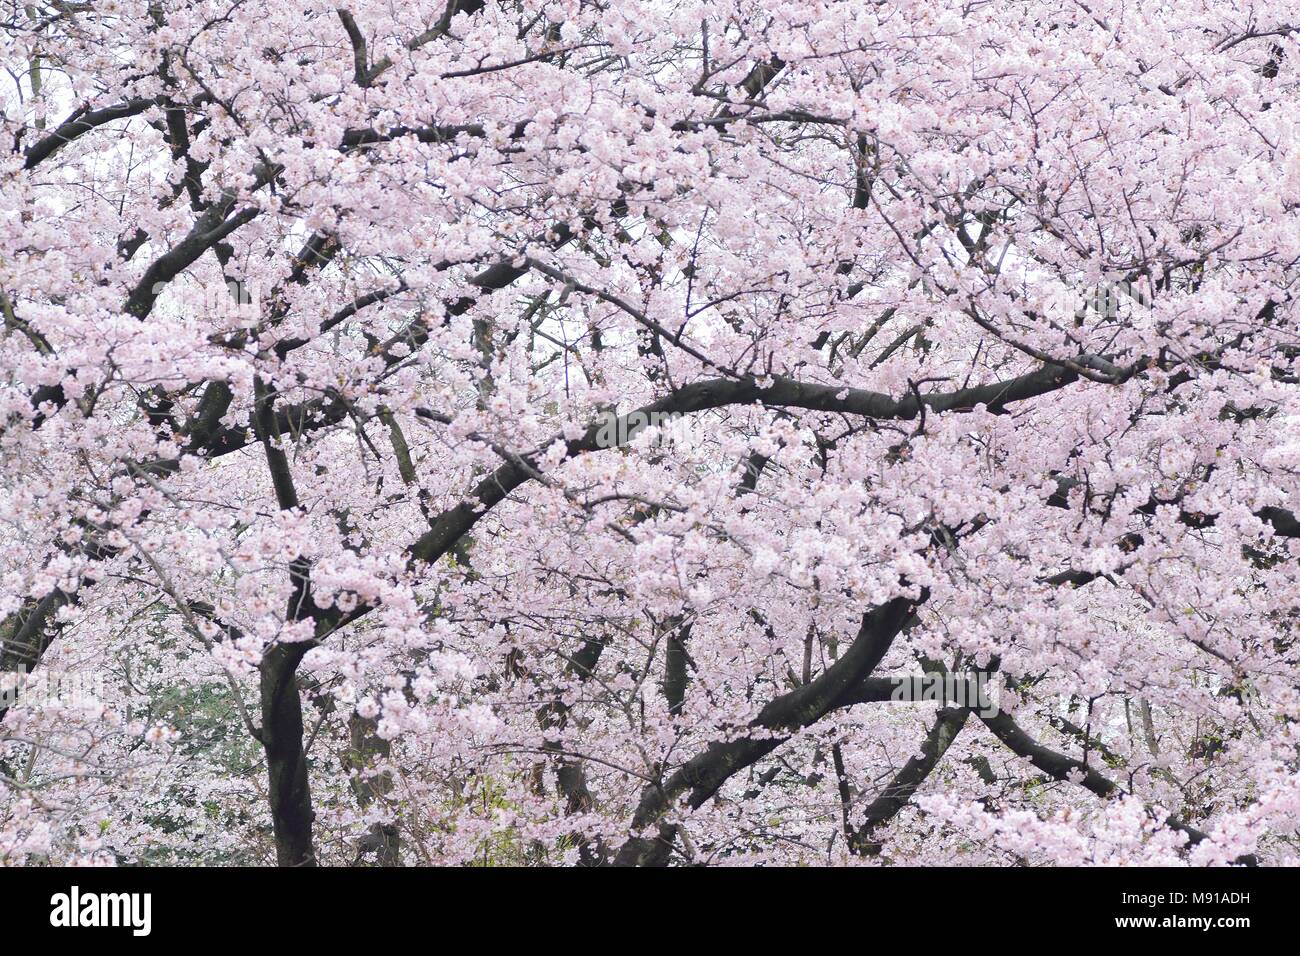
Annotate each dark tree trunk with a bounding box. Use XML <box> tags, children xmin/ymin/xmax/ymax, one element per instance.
<box><xmin>662</xmin><ymin>618</ymin><xmax>691</xmax><ymax>717</ymax></box>
<box><xmin>346</xmin><ymin>712</ymin><xmax>400</xmax><ymax>865</ymax></box>
<box><xmin>261</xmin><ymin>644</ymin><xmax>316</xmax><ymax>866</ymax></box>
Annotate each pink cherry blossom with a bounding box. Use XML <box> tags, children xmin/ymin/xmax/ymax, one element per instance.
<box><xmin>0</xmin><ymin>0</ymin><xmax>1297</xmax><ymax>867</ymax></box>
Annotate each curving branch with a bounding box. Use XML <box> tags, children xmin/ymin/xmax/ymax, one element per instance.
<box><xmin>976</xmin><ymin>708</ymin><xmax>1256</xmax><ymax>865</ymax></box>
<box><xmin>21</xmin><ymin>97</ymin><xmax>159</xmax><ymax>169</ymax></box>
<box><xmin>847</xmin><ymin>706</ymin><xmax>972</xmax><ymax>855</ymax></box>
<box><xmin>610</xmin><ymin>593</ymin><xmax>926</xmax><ymax>866</ymax></box>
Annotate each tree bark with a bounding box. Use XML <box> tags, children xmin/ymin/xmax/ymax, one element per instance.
<box><xmin>261</xmin><ymin>644</ymin><xmax>316</xmax><ymax>867</ymax></box>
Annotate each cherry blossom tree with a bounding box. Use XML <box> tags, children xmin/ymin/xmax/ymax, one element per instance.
<box><xmin>1</xmin><ymin>0</ymin><xmax>1298</xmax><ymax>866</ymax></box>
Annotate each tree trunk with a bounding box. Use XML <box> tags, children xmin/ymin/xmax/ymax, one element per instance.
<box><xmin>261</xmin><ymin>644</ymin><xmax>316</xmax><ymax>866</ymax></box>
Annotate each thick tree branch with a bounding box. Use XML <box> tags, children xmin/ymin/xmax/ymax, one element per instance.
<box><xmin>611</xmin><ymin>592</ymin><xmax>926</xmax><ymax>866</ymax></box>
